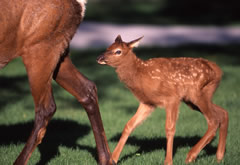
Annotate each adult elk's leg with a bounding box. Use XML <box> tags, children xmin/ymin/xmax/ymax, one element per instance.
<box><xmin>164</xmin><ymin>100</ymin><xmax>180</xmax><ymax>165</ymax></box>
<box><xmin>14</xmin><ymin>50</ymin><xmax>58</xmax><ymax>165</ymax></box>
<box><xmin>112</xmin><ymin>103</ymin><xmax>154</xmax><ymax>163</ymax></box>
<box><xmin>54</xmin><ymin>53</ymin><xmax>112</xmax><ymax>165</ymax></box>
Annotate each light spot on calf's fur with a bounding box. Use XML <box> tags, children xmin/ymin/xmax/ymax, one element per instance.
<box><xmin>151</xmin><ymin>76</ymin><xmax>161</xmax><ymax>80</ymax></box>
<box><xmin>141</xmin><ymin>61</ymin><xmax>149</xmax><ymax>67</ymax></box>
<box><xmin>193</xmin><ymin>73</ymin><xmax>198</xmax><ymax>77</ymax></box>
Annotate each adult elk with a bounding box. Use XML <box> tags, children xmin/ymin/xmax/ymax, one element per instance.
<box><xmin>97</xmin><ymin>35</ymin><xmax>229</xmax><ymax>165</ymax></box>
<box><xmin>0</xmin><ymin>0</ymin><xmax>113</xmax><ymax>164</ymax></box>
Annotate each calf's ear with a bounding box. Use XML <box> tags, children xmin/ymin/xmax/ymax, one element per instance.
<box><xmin>115</xmin><ymin>35</ymin><xmax>123</xmax><ymax>43</ymax></box>
<box><xmin>127</xmin><ymin>36</ymin><xmax>144</xmax><ymax>48</ymax></box>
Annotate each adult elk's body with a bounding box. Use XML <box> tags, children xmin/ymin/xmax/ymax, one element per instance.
<box><xmin>97</xmin><ymin>35</ymin><xmax>229</xmax><ymax>165</ymax></box>
<box><xmin>0</xmin><ymin>0</ymin><xmax>113</xmax><ymax>164</ymax></box>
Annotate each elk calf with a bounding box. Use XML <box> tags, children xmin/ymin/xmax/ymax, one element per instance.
<box><xmin>97</xmin><ymin>35</ymin><xmax>229</xmax><ymax>165</ymax></box>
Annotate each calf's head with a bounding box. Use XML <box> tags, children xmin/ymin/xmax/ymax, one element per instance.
<box><xmin>97</xmin><ymin>35</ymin><xmax>143</xmax><ymax>68</ymax></box>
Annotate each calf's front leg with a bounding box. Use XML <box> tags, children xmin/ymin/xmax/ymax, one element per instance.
<box><xmin>164</xmin><ymin>100</ymin><xmax>180</xmax><ymax>165</ymax></box>
<box><xmin>112</xmin><ymin>103</ymin><xmax>154</xmax><ymax>163</ymax></box>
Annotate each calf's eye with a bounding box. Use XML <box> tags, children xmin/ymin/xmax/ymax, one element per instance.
<box><xmin>115</xmin><ymin>50</ymin><xmax>122</xmax><ymax>55</ymax></box>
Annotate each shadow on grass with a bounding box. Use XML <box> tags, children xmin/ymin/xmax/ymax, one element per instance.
<box><xmin>110</xmin><ymin>134</ymin><xmax>217</xmax><ymax>163</ymax></box>
<box><xmin>0</xmin><ymin>75</ymin><xmax>29</xmax><ymax>110</ymax></box>
<box><xmin>0</xmin><ymin>119</ymin><xmax>95</xmax><ymax>165</ymax></box>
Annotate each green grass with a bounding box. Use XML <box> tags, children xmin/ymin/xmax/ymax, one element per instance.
<box><xmin>0</xmin><ymin>45</ymin><xmax>240</xmax><ymax>164</ymax></box>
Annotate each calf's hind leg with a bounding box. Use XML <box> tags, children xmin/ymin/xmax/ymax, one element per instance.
<box><xmin>213</xmin><ymin>104</ymin><xmax>228</xmax><ymax>162</ymax></box>
<box><xmin>54</xmin><ymin>53</ymin><xmax>112</xmax><ymax>165</ymax></box>
<box><xmin>185</xmin><ymin>98</ymin><xmax>219</xmax><ymax>163</ymax></box>
<box><xmin>186</xmin><ymin>82</ymin><xmax>227</xmax><ymax>163</ymax></box>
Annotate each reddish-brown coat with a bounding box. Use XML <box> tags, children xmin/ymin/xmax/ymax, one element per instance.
<box><xmin>97</xmin><ymin>35</ymin><xmax>228</xmax><ymax>165</ymax></box>
<box><xmin>0</xmin><ymin>1</ymin><xmax>113</xmax><ymax>165</ymax></box>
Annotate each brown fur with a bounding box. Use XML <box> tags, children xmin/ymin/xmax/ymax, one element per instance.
<box><xmin>0</xmin><ymin>1</ymin><xmax>113</xmax><ymax>165</ymax></box>
<box><xmin>97</xmin><ymin>35</ymin><xmax>229</xmax><ymax>165</ymax></box>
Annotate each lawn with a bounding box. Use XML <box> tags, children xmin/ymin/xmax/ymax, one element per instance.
<box><xmin>0</xmin><ymin>45</ymin><xmax>240</xmax><ymax>164</ymax></box>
